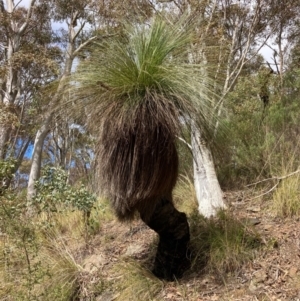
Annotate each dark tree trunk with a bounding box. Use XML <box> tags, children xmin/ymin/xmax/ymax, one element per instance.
<box><xmin>139</xmin><ymin>197</ymin><xmax>191</xmax><ymax>281</ymax></box>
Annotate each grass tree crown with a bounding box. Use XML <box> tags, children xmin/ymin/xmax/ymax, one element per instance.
<box><xmin>70</xmin><ymin>16</ymin><xmax>216</xmax><ymax>220</ymax></box>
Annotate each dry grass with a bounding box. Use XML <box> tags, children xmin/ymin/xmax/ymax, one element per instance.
<box><xmin>37</xmin><ymin>228</ymin><xmax>83</xmax><ymax>300</ymax></box>
<box><xmin>0</xmin><ymin>197</ymin><xmax>112</xmax><ymax>301</ymax></box>
<box><xmin>0</xmin><ymin>182</ymin><xmax>263</xmax><ymax>300</ymax></box>
<box><xmin>112</xmin><ymin>258</ymin><xmax>164</xmax><ymax>301</ymax></box>
<box><xmin>173</xmin><ymin>175</ymin><xmax>198</xmax><ymax>215</ymax></box>
<box><xmin>174</xmin><ymin>177</ymin><xmax>261</xmax><ymax>278</ymax></box>
<box><xmin>269</xmin><ymin>144</ymin><xmax>300</xmax><ymax>217</ymax></box>
<box><xmin>272</xmin><ymin>173</ymin><xmax>300</xmax><ymax>217</ymax></box>
<box><xmin>189</xmin><ymin>209</ymin><xmax>261</xmax><ymax>278</ymax></box>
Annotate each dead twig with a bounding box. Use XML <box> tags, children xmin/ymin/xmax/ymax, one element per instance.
<box><xmin>249</xmin><ymin>182</ymin><xmax>280</xmax><ymax>200</ymax></box>
<box><xmin>247</xmin><ymin>168</ymin><xmax>300</xmax><ymax>200</ymax></box>
<box><xmin>246</xmin><ymin>169</ymin><xmax>300</xmax><ymax>187</ymax></box>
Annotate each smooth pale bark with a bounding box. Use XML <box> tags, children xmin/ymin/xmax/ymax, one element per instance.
<box><xmin>191</xmin><ymin>125</ymin><xmax>226</xmax><ymax>218</ymax></box>
<box><xmin>27</xmin><ymin>70</ymin><xmax>71</xmax><ymax>200</ymax></box>
<box><xmin>27</xmin><ymin>114</ymin><xmax>52</xmax><ymax>199</ymax></box>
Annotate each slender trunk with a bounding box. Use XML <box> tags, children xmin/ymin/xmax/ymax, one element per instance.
<box><xmin>192</xmin><ymin>126</ymin><xmax>226</xmax><ymax>218</ymax></box>
<box><xmin>191</xmin><ymin>45</ymin><xmax>225</xmax><ymax>217</ymax></box>
<box><xmin>27</xmin><ymin>114</ymin><xmax>52</xmax><ymax>199</ymax></box>
<box><xmin>139</xmin><ymin>195</ymin><xmax>190</xmax><ymax>281</ymax></box>
<box><xmin>0</xmin><ymin>127</ymin><xmax>10</xmax><ymax>159</ymax></box>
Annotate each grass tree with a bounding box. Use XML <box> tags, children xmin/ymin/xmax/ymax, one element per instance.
<box><xmin>69</xmin><ymin>17</ymin><xmax>217</xmax><ymax>280</ymax></box>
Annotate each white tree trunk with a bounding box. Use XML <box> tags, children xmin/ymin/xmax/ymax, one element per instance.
<box><xmin>191</xmin><ymin>125</ymin><xmax>226</xmax><ymax>217</ymax></box>
<box><xmin>27</xmin><ymin>114</ymin><xmax>52</xmax><ymax>199</ymax></box>
<box><xmin>182</xmin><ymin>0</ymin><xmax>266</xmax><ymax>217</ymax></box>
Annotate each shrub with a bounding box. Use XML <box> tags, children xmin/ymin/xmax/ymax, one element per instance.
<box><xmin>31</xmin><ymin>166</ymin><xmax>97</xmax><ymax>217</ymax></box>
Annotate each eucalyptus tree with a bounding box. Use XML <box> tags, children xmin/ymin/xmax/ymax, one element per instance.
<box><xmin>151</xmin><ymin>0</ymin><xmax>271</xmax><ymax>217</ymax></box>
<box><xmin>193</xmin><ymin>0</ymin><xmax>269</xmax><ymax>216</ymax></box>
<box><xmin>0</xmin><ymin>0</ymin><xmax>60</xmax><ymax>187</ymax></box>
<box><xmin>27</xmin><ymin>0</ymin><xmax>101</xmax><ymax>199</ymax></box>
<box><xmin>69</xmin><ymin>17</ymin><xmax>216</xmax><ymax>280</ymax></box>
<box><xmin>263</xmin><ymin>0</ymin><xmax>300</xmax><ymax>85</ymax></box>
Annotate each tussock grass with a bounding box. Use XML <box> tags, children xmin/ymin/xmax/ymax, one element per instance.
<box><xmin>189</xmin><ymin>210</ymin><xmax>261</xmax><ymax>278</ymax></box>
<box><xmin>37</xmin><ymin>228</ymin><xmax>83</xmax><ymax>300</ymax></box>
<box><xmin>37</xmin><ymin>210</ymin><xmax>84</xmax><ymax>237</ymax></box>
<box><xmin>113</xmin><ymin>258</ymin><xmax>163</xmax><ymax>301</ymax></box>
<box><xmin>34</xmin><ymin>199</ymin><xmax>113</xmax><ymax>299</ymax></box>
<box><xmin>37</xmin><ymin>196</ymin><xmax>113</xmax><ymax>238</ymax></box>
<box><xmin>92</xmin><ymin>197</ymin><xmax>115</xmax><ymax>223</ymax></box>
<box><xmin>0</xmin><ymin>224</ymin><xmax>83</xmax><ymax>301</ymax></box>
<box><xmin>173</xmin><ymin>175</ymin><xmax>198</xmax><ymax>215</ymax></box>
<box><xmin>269</xmin><ymin>144</ymin><xmax>300</xmax><ymax>217</ymax></box>
<box><xmin>272</xmin><ymin>174</ymin><xmax>300</xmax><ymax>217</ymax></box>
<box><xmin>172</xmin><ymin>177</ymin><xmax>262</xmax><ymax>278</ymax></box>
<box><xmin>0</xmin><ymin>181</ymin><xmax>262</xmax><ymax>299</ymax></box>
<box><xmin>0</xmin><ymin>197</ymin><xmax>112</xmax><ymax>300</ymax></box>
<box><xmin>0</xmin><ymin>220</ymin><xmax>41</xmax><ymax>300</ymax></box>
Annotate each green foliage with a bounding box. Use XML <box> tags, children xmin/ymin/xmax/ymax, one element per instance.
<box><xmin>0</xmin><ymin>164</ymin><xmax>101</xmax><ymax>300</ymax></box>
<box><xmin>31</xmin><ymin>166</ymin><xmax>97</xmax><ymax>215</ymax></box>
<box><xmin>0</xmin><ymin>158</ymin><xmax>17</xmax><ymax>193</ymax></box>
<box><xmin>0</xmin><ymin>159</ymin><xmax>25</xmax><ymax>232</ymax></box>
<box><xmin>215</xmin><ymin>75</ymin><xmax>266</xmax><ymax>187</ymax></box>
<box><xmin>71</xmin><ymin>16</ymin><xmax>217</xmax><ymax>133</ymax></box>
<box><xmin>216</xmin><ymin>67</ymin><xmax>300</xmax><ymax>188</ymax></box>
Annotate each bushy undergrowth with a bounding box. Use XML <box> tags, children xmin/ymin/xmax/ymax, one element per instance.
<box><xmin>31</xmin><ymin>166</ymin><xmax>97</xmax><ymax>217</ymax></box>
<box><xmin>0</xmin><ymin>163</ymin><xmax>265</xmax><ymax>301</ymax></box>
<box><xmin>0</xmin><ymin>200</ymin><xmax>112</xmax><ymax>300</ymax></box>
<box><xmin>0</xmin><ymin>162</ymin><xmax>113</xmax><ymax>300</ymax></box>
<box><xmin>216</xmin><ymin>70</ymin><xmax>300</xmax><ymax>190</ymax></box>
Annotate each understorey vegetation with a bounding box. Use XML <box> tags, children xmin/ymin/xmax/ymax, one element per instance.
<box><xmin>1</xmin><ymin>0</ymin><xmax>300</xmax><ymax>300</ymax></box>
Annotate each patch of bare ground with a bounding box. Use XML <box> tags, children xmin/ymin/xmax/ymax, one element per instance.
<box><xmin>83</xmin><ymin>192</ymin><xmax>300</xmax><ymax>301</ymax></box>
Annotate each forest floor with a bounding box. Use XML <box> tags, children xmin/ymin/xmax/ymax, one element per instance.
<box><xmin>80</xmin><ymin>191</ymin><xmax>300</xmax><ymax>301</ymax></box>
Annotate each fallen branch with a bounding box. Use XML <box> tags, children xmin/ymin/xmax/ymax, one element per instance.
<box><xmin>249</xmin><ymin>181</ymin><xmax>280</xmax><ymax>200</ymax></box>
<box><xmin>246</xmin><ymin>169</ymin><xmax>300</xmax><ymax>187</ymax></box>
<box><xmin>247</xmin><ymin>168</ymin><xmax>300</xmax><ymax>200</ymax></box>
